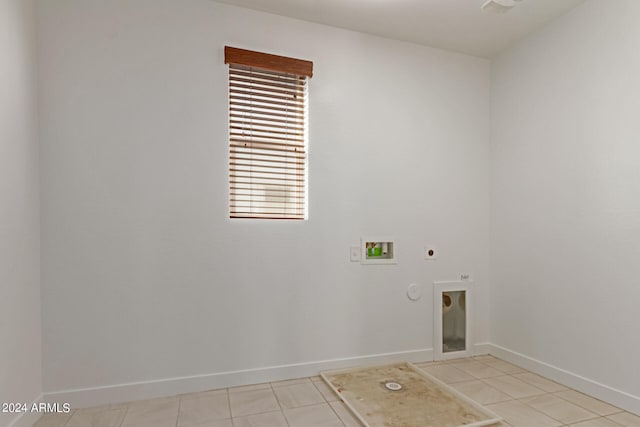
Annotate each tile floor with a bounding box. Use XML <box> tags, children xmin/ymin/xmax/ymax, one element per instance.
<box><xmin>34</xmin><ymin>355</ymin><xmax>640</xmax><ymax>427</ymax></box>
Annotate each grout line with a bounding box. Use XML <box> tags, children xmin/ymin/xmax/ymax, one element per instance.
<box><xmin>174</xmin><ymin>397</ymin><xmax>182</xmax><ymax>427</ymax></box>
<box><xmin>601</xmin><ymin>415</ymin><xmax>627</xmax><ymax>426</ymax></box>
<box><xmin>60</xmin><ymin>410</ymin><xmax>75</xmax><ymax>427</ymax></box>
<box><xmin>310</xmin><ymin>378</ymin><xmax>335</xmax><ymax>404</ymax></box>
<box><xmin>325</xmin><ymin>401</ymin><xmax>349</xmax><ymax>427</ymax></box>
<box><xmin>549</xmin><ymin>389</ymin><xmax>625</xmax><ymax>417</ymax></box>
<box><xmin>118</xmin><ymin>403</ymin><xmax>130</xmax><ymax>427</ymax></box>
<box><xmin>223</xmin><ymin>388</ymin><xmax>232</xmax><ymax>422</ymax></box>
<box><xmin>512</xmin><ymin>394</ymin><xmax>601</xmax><ymax>425</ymax></box>
<box><xmin>269</xmin><ymin>382</ymin><xmax>291</xmax><ymax>427</ymax></box>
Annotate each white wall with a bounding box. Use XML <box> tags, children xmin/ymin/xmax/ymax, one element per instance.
<box><xmin>38</xmin><ymin>0</ymin><xmax>490</xmax><ymax>403</ymax></box>
<box><xmin>0</xmin><ymin>0</ymin><xmax>42</xmax><ymax>425</ymax></box>
<box><xmin>491</xmin><ymin>0</ymin><xmax>640</xmax><ymax>412</ymax></box>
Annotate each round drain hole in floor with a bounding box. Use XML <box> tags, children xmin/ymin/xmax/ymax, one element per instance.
<box><xmin>384</xmin><ymin>382</ymin><xmax>402</xmax><ymax>391</ymax></box>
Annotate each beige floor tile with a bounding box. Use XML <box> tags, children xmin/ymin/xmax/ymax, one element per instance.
<box><xmin>65</xmin><ymin>407</ymin><xmax>127</xmax><ymax>427</ymax></box>
<box><xmin>273</xmin><ymin>382</ymin><xmax>325</xmax><ymax>409</ymax></box>
<box><xmin>482</xmin><ymin>376</ymin><xmax>546</xmax><ymax>399</ymax></box>
<box><xmin>554</xmin><ymin>390</ymin><xmax>622</xmax><ymax>416</ymax></box>
<box><xmin>271</xmin><ymin>378</ymin><xmax>311</xmax><ymax>388</ymax></box>
<box><xmin>512</xmin><ymin>373</ymin><xmax>567</xmax><ymax>393</ymax></box>
<box><xmin>228</xmin><ymin>383</ymin><xmax>271</xmax><ymax>394</ymax></box>
<box><xmin>79</xmin><ymin>403</ymin><xmax>129</xmax><ymax>412</ymax></box>
<box><xmin>483</xmin><ymin>359</ymin><xmax>527</xmax><ymax>374</ymax></box>
<box><xmin>420</xmin><ymin>363</ymin><xmax>476</xmax><ymax>383</ymax></box>
<box><xmin>231</xmin><ymin>411</ymin><xmax>288</xmax><ymax>427</ymax></box>
<box><xmin>487</xmin><ymin>400</ymin><xmax>562</xmax><ymax>427</ymax></box>
<box><xmin>452</xmin><ymin>360</ymin><xmax>507</xmax><ymax>379</ymax></box>
<box><xmin>121</xmin><ymin>396</ymin><xmax>180</xmax><ymax>427</ymax></box>
<box><xmin>414</xmin><ymin>361</ymin><xmax>446</xmax><ymax>369</ymax></box>
<box><xmin>569</xmin><ymin>418</ymin><xmax>625</xmax><ymax>427</ymax></box>
<box><xmin>450</xmin><ymin>379</ymin><xmax>513</xmax><ymax>405</ymax></box>
<box><xmin>474</xmin><ymin>355</ymin><xmax>500</xmax><ymax>362</ymax></box>
<box><xmin>183</xmin><ymin>420</ymin><xmax>233</xmax><ymax>427</ymax></box>
<box><xmin>312</xmin><ymin>379</ymin><xmax>339</xmax><ymax>402</ymax></box>
<box><xmin>522</xmin><ymin>393</ymin><xmax>598</xmax><ymax>424</ymax></box>
<box><xmin>228</xmin><ymin>388</ymin><xmax>281</xmax><ymax>417</ymax></box>
<box><xmin>178</xmin><ymin>394</ymin><xmax>231</xmax><ymax>426</ymax></box>
<box><xmin>32</xmin><ymin>412</ymin><xmax>75</xmax><ymax>427</ymax></box>
<box><xmin>445</xmin><ymin>357</ymin><xmax>473</xmax><ymax>364</ymax></box>
<box><xmin>181</xmin><ymin>388</ymin><xmax>228</xmax><ymax>399</ymax></box>
<box><xmin>283</xmin><ymin>403</ymin><xmax>343</xmax><ymax>427</ymax></box>
<box><xmin>606</xmin><ymin>411</ymin><xmax>640</xmax><ymax>426</ymax></box>
<box><xmin>329</xmin><ymin>401</ymin><xmax>364</xmax><ymax>427</ymax></box>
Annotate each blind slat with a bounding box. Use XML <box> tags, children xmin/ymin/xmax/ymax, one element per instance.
<box><xmin>230</xmin><ymin>119</ymin><xmax>304</xmax><ymax>130</ymax></box>
<box><xmin>230</xmin><ymin>169</ymin><xmax>305</xmax><ymax>178</ymax></box>
<box><xmin>230</xmin><ymin>102</ymin><xmax>305</xmax><ymax>118</ymax></box>
<box><xmin>230</xmin><ymin>184</ymin><xmax>305</xmax><ymax>191</ymax></box>
<box><xmin>231</xmin><ymin>156</ymin><xmax>305</xmax><ymax>164</ymax></box>
<box><xmin>231</xmin><ymin>186</ymin><xmax>305</xmax><ymax>192</ymax></box>
<box><xmin>230</xmin><ymin>166</ymin><xmax>305</xmax><ymax>174</ymax></box>
<box><xmin>231</xmin><ymin>198</ymin><xmax>304</xmax><ymax>204</ymax></box>
<box><xmin>230</xmin><ymin>133</ymin><xmax>304</xmax><ymax>145</ymax></box>
<box><xmin>231</xmin><ymin>202</ymin><xmax>306</xmax><ymax>208</ymax></box>
<box><xmin>229</xmin><ymin>89</ymin><xmax>304</xmax><ymax>106</ymax></box>
<box><xmin>230</xmin><ymin>115</ymin><xmax>304</xmax><ymax>129</ymax></box>
<box><xmin>231</xmin><ymin>216</ymin><xmax>304</xmax><ymax>220</ymax></box>
<box><xmin>229</xmin><ymin>82</ymin><xmax>305</xmax><ymax>98</ymax></box>
<box><xmin>230</xmin><ymin>67</ymin><xmax>306</xmax><ymax>85</ymax></box>
<box><xmin>231</xmin><ymin>141</ymin><xmax>305</xmax><ymax>152</ymax></box>
<box><xmin>230</xmin><ymin>164</ymin><xmax>305</xmax><ymax>172</ymax></box>
<box><xmin>230</xmin><ymin>126</ymin><xmax>304</xmax><ymax>138</ymax></box>
<box><xmin>230</xmin><ymin>95</ymin><xmax>305</xmax><ymax>111</ymax></box>
<box><xmin>229</xmin><ymin>77</ymin><xmax>305</xmax><ymax>95</ymax></box>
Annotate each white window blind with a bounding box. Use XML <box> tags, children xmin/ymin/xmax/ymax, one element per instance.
<box><xmin>225</xmin><ymin>47</ymin><xmax>313</xmax><ymax>220</ymax></box>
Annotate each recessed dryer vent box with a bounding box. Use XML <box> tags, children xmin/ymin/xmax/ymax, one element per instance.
<box><xmin>361</xmin><ymin>237</ymin><xmax>396</xmax><ymax>265</ymax></box>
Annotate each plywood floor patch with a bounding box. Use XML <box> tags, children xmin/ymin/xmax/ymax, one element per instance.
<box><xmin>321</xmin><ymin>362</ymin><xmax>502</xmax><ymax>427</ymax></box>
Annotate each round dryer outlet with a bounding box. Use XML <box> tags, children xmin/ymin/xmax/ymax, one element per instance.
<box><xmin>407</xmin><ymin>283</ymin><xmax>422</xmax><ymax>301</ymax></box>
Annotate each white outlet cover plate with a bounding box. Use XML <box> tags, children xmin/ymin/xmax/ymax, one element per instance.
<box><xmin>424</xmin><ymin>246</ymin><xmax>437</xmax><ymax>260</ymax></box>
<box><xmin>407</xmin><ymin>283</ymin><xmax>422</xmax><ymax>301</ymax></box>
<box><xmin>350</xmin><ymin>246</ymin><xmax>361</xmax><ymax>262</ymax></box>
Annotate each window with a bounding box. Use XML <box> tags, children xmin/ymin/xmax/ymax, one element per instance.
<box><xmin>225</xmin><ymin>46</ymin><xmax>313</xmax><ymax>220</ymax></box>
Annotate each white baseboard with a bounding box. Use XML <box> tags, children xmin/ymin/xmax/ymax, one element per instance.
<box><xmin>43</xmin><ymin>348</ymin><xmax>433</xmax><ymax>409</ymax></box>
<box><xmin>489</xmin><ymin>344</ymin><xmax>640</xmax><ymax>416</ymax></box>
<box><xmin>7</xmin><ymin>394</ymin><xmax>43</xmax><ymax>427</ymax></box>
<box><xmin>473</xmin><ymin>342</ymin><xmax>491</xmax><ymax>356</ymax></box>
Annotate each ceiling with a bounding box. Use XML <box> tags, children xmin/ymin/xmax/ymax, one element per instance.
<box><xmin>213</xmin><ymin>0</ymin><xmax>585</xmax><ymax>58</ymax></box>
